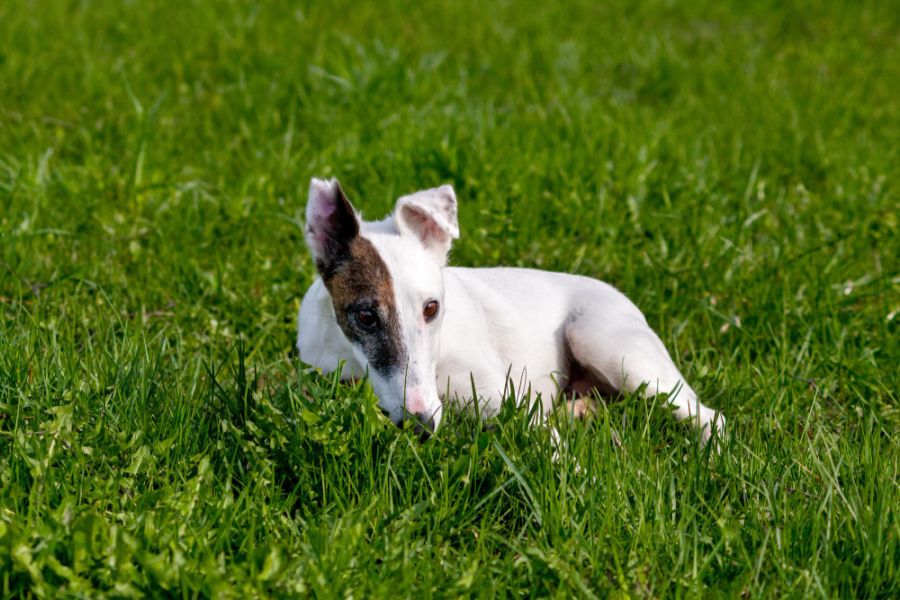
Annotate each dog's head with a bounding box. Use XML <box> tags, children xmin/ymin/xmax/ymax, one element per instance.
<box><xmin>304</xmin><ymin>178</ymin><xmax>459</xmax><ymax>438</ymax></box>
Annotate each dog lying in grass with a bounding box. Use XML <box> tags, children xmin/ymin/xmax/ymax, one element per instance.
<box><xmin>297</xmin><ymin>179</ymin><xmax>724</xmax><ymax>443</ymax></box>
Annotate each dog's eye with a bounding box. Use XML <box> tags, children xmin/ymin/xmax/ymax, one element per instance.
<box><xmin>423</xmin><ymin>300</ymin><xmax>439</xmax><ymax>322</ymax></box>
<box><xmin>355</xmin><ymin>309</ymin><xmax>378</xmax><ymax>329</ymax></box>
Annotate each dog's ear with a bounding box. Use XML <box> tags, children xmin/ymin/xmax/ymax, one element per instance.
<box><xmin>305</xmin><ymin>178</ymin><xmax>360</xmax><ymax>279</ymax></box>
<box><xmin>394</xmin><ymin>184</ymin><xmax>459</xmax><ymax>264</ymax></box>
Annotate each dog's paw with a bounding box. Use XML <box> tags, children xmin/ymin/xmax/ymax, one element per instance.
<box><xmin>700</xmin><ymin>412</ymin><xmax>726</xmax><ymax>451</ymax></box>
<box><xmin>565</xmin><ymin>397</ymin><xmax>596</xmax><ymax>419</ymax></box>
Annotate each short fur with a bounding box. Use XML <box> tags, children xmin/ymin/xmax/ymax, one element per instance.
<box><xmin>298</xmin><ymin>178</ymin><xmax>725</xmax><ymax>443</ymax></box>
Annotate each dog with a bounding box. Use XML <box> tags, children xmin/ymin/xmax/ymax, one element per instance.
<box><xmin>297</xmin><ymin>178</ymin><xmax>724</xmax><ymax>443</ymax></box>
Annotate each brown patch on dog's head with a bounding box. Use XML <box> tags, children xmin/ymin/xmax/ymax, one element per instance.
<box><xmin>323</xmin><ymin>237</ymin><xmax>404</xmax><ymax>375</ymax></box>
<box><xmin>307</xmin><ymin>181</ymin><xmax>405</xmax><ymax>376</ymax></box>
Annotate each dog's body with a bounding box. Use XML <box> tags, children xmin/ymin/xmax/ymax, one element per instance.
<box><xmin>298</xmin><ymin>179</ymin><xmax>723</xmax><ymax>442</ymax></box>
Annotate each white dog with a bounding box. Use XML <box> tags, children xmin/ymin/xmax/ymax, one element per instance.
<box><xmin>297</xmin><ymin>179</ymin><xmax>724</xmax><ymax>442</ymax></box>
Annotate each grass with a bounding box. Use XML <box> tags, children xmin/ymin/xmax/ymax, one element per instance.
<box><xmin>1</xmin><ymin>0</ymin><xmax>898</xmax><ymax>596</ymax></box>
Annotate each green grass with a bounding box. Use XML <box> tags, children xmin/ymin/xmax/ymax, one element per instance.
<box><xmin>1</xmin><ymin>0</ymin><xmax>898</xmax><ymax>596</ymax></box>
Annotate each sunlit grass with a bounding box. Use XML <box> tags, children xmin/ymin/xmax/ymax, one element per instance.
<box><xmin>1</xmin><ymin>0</ymin><xmax>898</xmax><ymax>596</ymax></box>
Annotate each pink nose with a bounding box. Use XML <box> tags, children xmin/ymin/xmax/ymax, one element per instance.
<box><xmin>405</xmin><ymin>388</ymin><xmax>426</xmax><ymax>415</ymax></box>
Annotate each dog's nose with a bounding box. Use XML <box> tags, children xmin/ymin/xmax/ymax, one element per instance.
<box><xmin>411</xmin><ymin>412</ymin><xmax>436</xmax><ymax>441</ymax></box>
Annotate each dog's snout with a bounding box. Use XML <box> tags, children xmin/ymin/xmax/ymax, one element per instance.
<box><xmin>411</xmin><ymin>412</ymin><xmax>436</xmax><ymax>441</ymax></box>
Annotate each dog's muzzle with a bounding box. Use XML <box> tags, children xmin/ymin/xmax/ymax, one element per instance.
<box><xmin>378</xmin><ymin>408</ymin><xmax>437</xmax><ymax>441</ymax></box>
<box><xmin>410</xmin><ymin>412</ymin><xmax>436</xmax><ymax>441</ymax></box>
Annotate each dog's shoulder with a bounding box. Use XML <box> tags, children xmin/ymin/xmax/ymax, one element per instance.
<box><xmin>296</xmin><ymin>278</ymin><xmax>341</xmax><ymax>366</ymax></box>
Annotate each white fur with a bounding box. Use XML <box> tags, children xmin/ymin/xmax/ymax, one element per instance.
<box><xmin>298</xmin><ymin>181</ymin><xmax>724</xmax><ymax>443</ymax></box>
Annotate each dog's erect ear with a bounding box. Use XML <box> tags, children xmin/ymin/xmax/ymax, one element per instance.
<box><xmin>305</xmin><ymin>178</ymin><xmax>360</xmax><ymax>279</ymax></box>
<box><xmin>394</xmin><ymin>185</ymin><xmax>459</xmax><ymax>264</ymax></box>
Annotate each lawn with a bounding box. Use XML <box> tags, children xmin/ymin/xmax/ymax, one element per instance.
<box><xmin>1</xmin><ymin>0</ymin><xmax>898</xmax><ymax>596</ymax></box>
